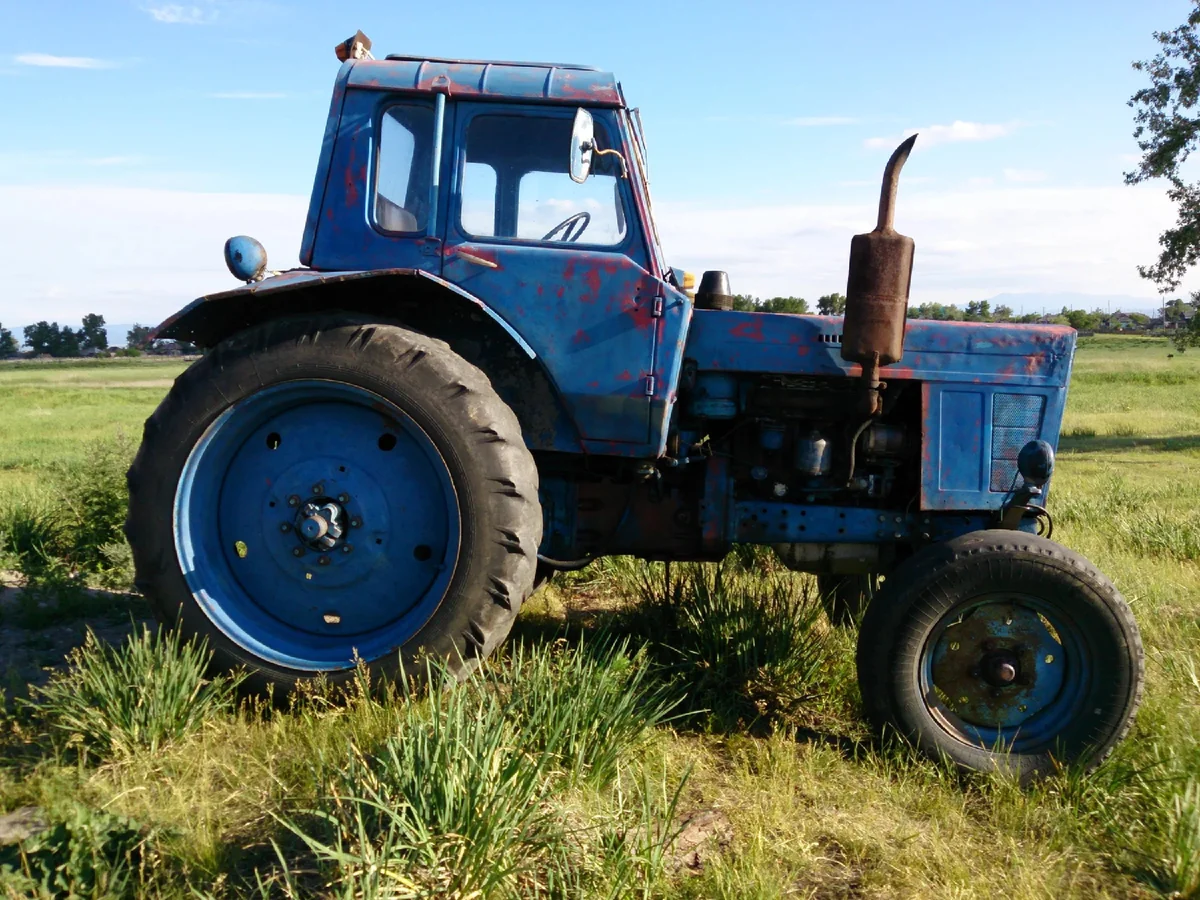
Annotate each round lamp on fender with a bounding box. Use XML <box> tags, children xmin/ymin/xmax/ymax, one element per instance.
<box><xmin>224</xmin><ymin>235</ymin><xmax>268</xmax><ymax>283</ymax></box>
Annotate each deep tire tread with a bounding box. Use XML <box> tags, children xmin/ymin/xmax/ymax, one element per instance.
<box><xmin>125</xmin><ymin>312</ymin><xmax>541</xmax><ymax>693</ymax></box>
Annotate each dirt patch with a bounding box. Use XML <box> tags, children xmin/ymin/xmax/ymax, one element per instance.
<box><xmin>0</xmin><ymin>573</ymin><xmax>150</xmax><ymax>699</ymax></box>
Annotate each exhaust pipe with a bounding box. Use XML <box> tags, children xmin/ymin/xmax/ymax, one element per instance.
<box><xmin>841</xmin><ymin>134</ymin><xmax>918</xmax><ymax>415</ymax></box>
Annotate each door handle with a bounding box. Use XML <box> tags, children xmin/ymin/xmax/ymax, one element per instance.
<box><xmin>453</xmin><ymin>249</ymin><xmax>499</xmax><ymax>269</ymax></box>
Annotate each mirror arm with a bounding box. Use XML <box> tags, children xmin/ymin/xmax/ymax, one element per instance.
<box><xmin>588</xmin><ymin>145</ymin><xmax>628</xmax><ymax>179</ymax></box>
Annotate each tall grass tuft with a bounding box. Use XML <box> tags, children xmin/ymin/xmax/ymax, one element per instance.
<box><xmin>1054</xmin><ymin>473</ymin><xmax>1200</xmax><ymax>561</ymax></box>
<box><xmin>1163</xmin><ymin>779</ymin><xmax>1200</xmax><ymax>899</ymax></box>
<box><xmin>631</xmin><ymin>563</ymin><xmax>831</xmax><ymax>731</ymax></box>
<box><xmin>30</xmin><ymin>626</ymin><xmax>243</xmax><ymax>759</ymax></box>
<box><xmin>501</xmin><ymin>636</ymin><xmax>683</xmax><ymax>788</ymax></box>
<box><xmin>52</xmin><ymin>434</ymin><xmax>135</xmax><ymax>574</ymax></box>
<box><xmin>275</xmin><ymin>667</ymin><xmax>562</xmax><ymax>899</ymax></box>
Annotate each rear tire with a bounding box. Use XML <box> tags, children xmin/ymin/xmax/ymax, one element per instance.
<box><xmin>856</xmin><ymin>530</ymin><xmax>1142</xmax><ymax>778</ymax></box>
<box><xmin>125</xmin><ymin>314</ymin><xmax>541</xmax><ymax>693</ymax></box>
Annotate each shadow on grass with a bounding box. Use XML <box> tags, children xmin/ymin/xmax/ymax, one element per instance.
<box><xmin>1059</xmin><ymin>433</ymin><xmax>1200</xmax><ymax>454</ymax></box>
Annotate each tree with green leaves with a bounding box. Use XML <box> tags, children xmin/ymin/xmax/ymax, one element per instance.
<box><xmin>0</xmin><ymin>323</ymin><xmax>17</xmax><ymax>357</ymax></box>
<box><xmin>816</xmin><ymin>293</ymin><xmax>846</xmax><ymax>315</ymax></box>
<box><xmin>126</xmin><ymin>324</ymin><xmax>153</xmax><ymax>351</ymax></box>
<box><xmin>24</xmin><ymin>321</ymin><xmax>60</xmax><ymax>355</ymax></box>
<box><xmin>80</xmin><ymin>313</ymin><xmax>108</xmax><ymax>352</ymax></box>
<box><xmin>1128</xmin><ymin>2</ymin><xmax>1200</xmax><ymax>292</ymax></box>
<box><xmin>759</xmin><ymin>296</ymin><xmax>809</xmax><ymax>314</ymax></box>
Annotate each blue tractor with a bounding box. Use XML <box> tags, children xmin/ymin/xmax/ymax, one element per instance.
<box><xmin>127</xmin><ymin>34</ymin><xmax>1142</xmax><ymax>777</ymax></box>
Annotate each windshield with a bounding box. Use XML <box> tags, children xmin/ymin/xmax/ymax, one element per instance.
<box><xmin>459</xmin><ymin>113</ymin><xmax>628</xmax><ymax>246</ymax></box>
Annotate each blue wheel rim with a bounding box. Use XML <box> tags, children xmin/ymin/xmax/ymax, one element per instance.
<box><xmin>919</xmin><ymin>594</ymin><xmax>1090</xmax><ymax>753</ymax></box>
<box><xmin>174</xmin><ymin>380</ymin><xmax>461</xmax><ymax>671</ymax></box>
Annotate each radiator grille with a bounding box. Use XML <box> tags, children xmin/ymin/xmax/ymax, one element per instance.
<box><xmin>990</xmin><ymin>394</ymin><xmax>1045</xmax><ymax>491</ymax></box>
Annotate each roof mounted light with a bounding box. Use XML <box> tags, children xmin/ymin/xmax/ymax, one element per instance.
<box><xmin>335</xmin><ymin>30</ymin><xmax>373</xmax><ymax>63</ymax></box>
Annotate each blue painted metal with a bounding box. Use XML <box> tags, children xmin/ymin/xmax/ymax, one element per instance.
<box><xmin>920</xmin><ymin>382</ymin><xmax>1065</xmax><ymax>511</ymax></box>
<box><xmin>301</xmin><ymin>61</ymin><xmax>353</xmax><ymax>268</ymax></box>
<box><xmin>174</xmin><ymin>380</ymin><xmax>460</xmax><ymax>671</ymax></box>
<box><xmin>156</xmin><ymin>52</ymin><xmax>1087</xmax><ymax>561</ymax></box>
<box><xmin>733</xmin><ymin>502</ymin><xmax>913</xmax><ymax>544</ymax></box>
<box><xmin>223</xmin><ymin>235</ymin><xmax>268</xmax><ymax>283</ymax></box>
<box><xmin>683</xmin><ymin>311</ymin><xmax>1076</xmax><ymax>386</ymax></box>
<box><xmin>689</xmin><ymin>373</ymin><xmax>739</xmax><ymax>418</ymax></box>
<box><xmin>437</xmin><ymin>101</ymin><xmax>688</xmax><ymax>455</ymax></box>
<box><xmin>154</xmin><ymin>268</ymin><xmax>534</xmax><ymax>359</ymax></box>
<box><xmin>921</xmin><ymin>597</ymin><xmax>1087</xmax><ymax>752</ymax></box>
<box><xmin>348</xmin><ymin>58</ymin><xmax>623</xmax><ymax>107</ymax></box>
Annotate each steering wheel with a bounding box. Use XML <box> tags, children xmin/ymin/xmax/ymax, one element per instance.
<box><xmin>542</xmin><ymin>211</ymin><xmax>591</xmax><ymax>243</ymax></box>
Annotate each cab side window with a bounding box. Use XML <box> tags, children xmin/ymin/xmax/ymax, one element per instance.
<box><xmin>375</xmin><ymin>104</ymin><xmax>435</xmax><ymax>233</ymax></box>
<box><xmin>459</xmin><ymin>113</ymin><xmax>627</xmax><ymax>246</ymax></box>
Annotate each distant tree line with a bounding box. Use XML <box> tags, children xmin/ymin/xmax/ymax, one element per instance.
<box><xmin>0</xmin><ymin>314</ymin><xmax>196</xmax><ymax>359</ymax></box>
<box><xmin>731</xmin><ymin>293</ymin><xmax>847</xmax><ymax>315</ymax></box>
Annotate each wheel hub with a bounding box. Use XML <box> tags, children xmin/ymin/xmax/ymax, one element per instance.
<box><xmin>980</xmin><ymin>649</ymin><xmax>1019</xmax><ymax>687</ymax></box>
<box><xmin>927</xmin><ymin>600</ymin><xmax>1067</xmax><ymax>730</ymax></box>
<box><xmin>296</xmin><ymin>498</ymin><xmax>346</xmax><ymax>551</ymax></box>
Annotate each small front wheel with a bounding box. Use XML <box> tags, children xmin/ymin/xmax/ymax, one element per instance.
<box><xmin>857</xmin><ymin>531</ymin><xmax>1142</xmax><ymax>777</ymax></box>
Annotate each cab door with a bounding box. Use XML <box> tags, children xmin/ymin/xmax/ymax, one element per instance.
<box><xmin>309</xmin><ymin>91</ymin><xmax>450</xmax><ymax>274</ymax></box>
<box><xmin>442</xmin><ymin>102</ymin><xmax>660</xmax><ymax>451</ymax></box>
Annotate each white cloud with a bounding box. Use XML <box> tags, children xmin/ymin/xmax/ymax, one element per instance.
<box><xmin>207</xmin><ymin>91</ymin><xmax>287</xmax><ymax>99</ymax></box>
<box><xmin>0</xmin><ymin>182</ymin><xmax>1191</xmax><ymax>327</ymax></box>
<box><xmin>655</xmin><ymin>183</ymin><xmax>1194</xmax><ymax>305</ymax></box>
<box><xmin>0</xmin><ymin>185</ymin><xmax>306</xmax><ymax>325</ymax></box>
<box><xmin>1003</xmin><ymin>168</ymin><xmax>1048</xmax><ymax>183</ymax></box>
<box><xmin>144</xmin><ymin>4</ymin><xmax>214</xmax><ymax>24</ymax></box>
<box><xmin>14</xmin><ymin>53</ymin><xmax>116</xmax><ymax>69</ymax></box>
<box><xmin>789</xmin><ymin>116</ymin><xmax>859</xmax><ymax>127</ymax></box>
<box><xmin>865</xmin><ymin>121</ymin><xmax>1019</xmax><ymax>150</ymax></box>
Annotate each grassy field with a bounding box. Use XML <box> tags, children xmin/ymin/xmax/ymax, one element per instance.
<box><xmin>0</xmin><ymin>336</ymin><xmax>1198</xmax><ymax>898</ymax></box>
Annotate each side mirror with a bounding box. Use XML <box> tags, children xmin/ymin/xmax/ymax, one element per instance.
<box><xmin>569</xmin><ymin>108</ymin><xmax>594</xmax><ymax>184</ymax></box>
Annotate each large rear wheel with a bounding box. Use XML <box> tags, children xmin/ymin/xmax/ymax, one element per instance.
<box><xmin>125</xmin><ymin>314</ymin><xmax>541</xmax><ymax>692</ymax></box>
<box><xmin>857</xmin><ymin>531</ymin><xmax>1142</xmax><ymax>777</ymax></box>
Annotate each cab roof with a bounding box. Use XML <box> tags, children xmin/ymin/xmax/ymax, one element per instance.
<box><xmin>346</xmin><ymin>55</ymin><xmax>624</xmax><ymax>107</ymax></box>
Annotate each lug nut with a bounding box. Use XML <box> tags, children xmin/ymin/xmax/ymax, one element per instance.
<box><xmin>350</xmin><ymin>518</ymin><xmax>361</xmax><ymax>528</ymax></box>
<box><xmin>279</xmin><ymin>523</ymin><xmax>291</xmax><ymax>533</ymax></box>
<box><xmin>288</xmin><ymin>495</ymin><xmax>300</xmax><ymax>508</ymax></box>
<box><xmin>318</xmin><ymin>555</ymin><xmax>331</xmax><ymax>566</ymax></box>
<box><xmin>292</xmin><ymin>547</ymin><xmax>304</xmax><ymax>557</ymax></box>
<box><xmin>342</xmin><ymin>544</ymin><xmax>353</xmax><ymax>554</ymax></box>
<box><xmin>338</xmin><ymin>493</ymin><xmax>349</xmax><ymax>503</ymax></box>
<box><xmin>312</xmin><ymin>483</ymin><xmax>324</xmax><ymax>495</ymax></box>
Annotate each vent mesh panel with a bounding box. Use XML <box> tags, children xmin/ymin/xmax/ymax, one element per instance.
<box><xmin>990</xmin><ymin>394</ymin><xmax>1045</xmax><ymax>491</ymax></box>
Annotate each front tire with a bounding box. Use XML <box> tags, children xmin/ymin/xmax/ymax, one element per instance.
<box><xmin>856</xmin><ymin>531</ymin><xmax>1142</xmax><ymax>777</ymax></box>
<box><xmin>125</xmin><ymin>314</ymin><xmax>541</xmax><ymax>693</ymax></box>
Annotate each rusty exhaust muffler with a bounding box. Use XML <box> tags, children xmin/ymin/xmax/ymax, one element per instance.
<box><xmin>841</xmin><ymin>134</ymin><xmax>918</xmax><ymax>416</ymax></box>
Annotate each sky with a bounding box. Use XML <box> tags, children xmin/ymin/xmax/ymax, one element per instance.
<box><xmin>0</xmin><ymin>0</ymin><xmax>1197</xmax><ymax>330</ymax></box>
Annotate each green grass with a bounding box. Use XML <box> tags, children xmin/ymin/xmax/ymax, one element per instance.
<box><xmin>0</xmin><ymin>338</ymin><xmax>1198</xmax><ymax>897</ymax></box>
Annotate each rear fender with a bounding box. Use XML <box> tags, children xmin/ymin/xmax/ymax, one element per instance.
<box><xmin>154</xmin><ymin>268</ymin><xmax>582</xmax><ymax>452</ymax></box>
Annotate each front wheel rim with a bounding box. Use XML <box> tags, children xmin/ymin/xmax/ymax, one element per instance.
<box><xmin>174</xmin><ymin>380</ymin><xmax>461</xmax><ymax>671</ymax></box>
<box><xmin>918</xmin><ymin>593</ymin><xmax>1091</xmax><ymax>754</ymax></box>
